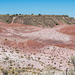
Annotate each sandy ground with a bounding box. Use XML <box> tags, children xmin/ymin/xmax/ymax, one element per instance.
<box><xmin>0</xmin><ymin>23</ymin><xmax>75</xmax><ymax>73</ymax></box>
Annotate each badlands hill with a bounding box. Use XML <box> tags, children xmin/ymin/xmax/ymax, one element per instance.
<box><xmin>0</xmin><ymin>15</ymin><xmax>75</xmax><ymax>75</ymax></box>
<box><xmin>0</xmin><ymin>15</ymin><xmax>75</xmax><ymax>27</ymax></box>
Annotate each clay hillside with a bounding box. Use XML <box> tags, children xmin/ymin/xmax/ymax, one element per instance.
<box><xmin>0</xmin><ymin>15</ymin><xmax>75</xmax><ymax>75</ymax></box>
<box><xmin>0</xmin><ymin>15</ymin><xmax>75</xmax><ymax>27</ymax></box>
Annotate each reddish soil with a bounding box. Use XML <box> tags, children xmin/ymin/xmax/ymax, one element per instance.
<box><xmin>0</xmin><ymin>30</ymin><xmax>2</xmax><ymax>33</ymax></box>
<box><xmin>0</xmin><ymin>23</ymin><xmax>75</xmax><ymax>71</ymax></box>
<box><xmin>59</xmin><ymin>25</ymin><xmax>75</xmax><ymax>36</ymax></box>
<box><xmin>0</xmin><ymin>23</ymin><xmax>75</xmax><ymax>53</ymax></box>
<box><xmin>26</xmin><ymin>40</ymin><xmax>44</xmax><ymax>48</ymax></box>
<box><xmin>43</xmin><ymin>39</ymin><xmax>75</xmax><ymax>50</ymax></box>
<box><xmin>1</xmin><ymin>39</ymin><xmax>45</xmax><ymax>53</ymax></box>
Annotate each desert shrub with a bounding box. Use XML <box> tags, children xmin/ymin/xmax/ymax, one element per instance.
<box><xmin>71</xmin><ymin>56</ymin><xmax>75</xmax><ymax>70</ymax></box>
<box><xmin>56</xmin><ymin>23</ymin><xmax>59</xmax><ymax>25</ymax></box>
<box><xmin>4</xmin><ymin>57</ymin><xmax>9</xmax><ymax>60</ymax></box>
<box><xmin>7</xmin><ymin>14</ymin><xmax>9</xmax><ymax>15</ymax></box>
<box><xmin>38</xmin><ymin>14</ymin><xmax>41</xmax><ymax>16</ymax></box>
<box><xmin>19</xmin><ymin>14</ymin><xmax>21</xmax><ymax>15</ymax></box>
<box><xmin>15</xmin><ymin>14</ymin><xmax>18</xmax><ymax>16</ymax></box>
<box><xmin>31</xmin><ymin>13</ymin><xmax>34</xmax><ymax>15</ymax></box>
<box><xmin>67</xmin><ymin>56</ymin><xmax>75</xmax><ymax>75</ymax></box>
<box><xmin>1</xmin><ymin>67</ymin><xmax>4</xmax><ymax>71</ymax></box>
<box><xmin>2</xmin><ymin>70</ymin><xmax>8</xmax><ymax>75</ymax></box>
<box><xmin>68</xmin><ymin>70</ymin><xmax>75</xmax><ymax>75</ymax></box>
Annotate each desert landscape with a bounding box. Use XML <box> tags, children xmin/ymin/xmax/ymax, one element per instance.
<box><xmin>0</xmin><ymin>15</ymin><xmax>75</xmax><ymax>75</ymax></box>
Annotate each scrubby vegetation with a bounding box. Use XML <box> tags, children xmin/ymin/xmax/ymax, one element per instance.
<box><xmin>0</xmin><ymin>15</ymin><xmax>75</xmax><ymax>27</ymax></box>
<box><xmin>0</xmin><ymin>67</ymin><xmax>63</xmax><ymax>75</ymax></box>
<box><xmin>0</xmin><ymin>56</ymin><xmax>74</xmax><ymax>75</ymax></box>
<box><xmin>66</xmin><ymin>56</ymin><xmax>75</xmax><ymax>75</ymax></box>
<box><xmin>68</xmin><ymin>56</ymin><xmax>75</xmax><ymax>75</ymax></box>
<box><xmin>0</xmin><ymin>14</ymin><xmax>75</xmax><ymax>75</ymax></box>
<box><xmin>71</xmin><ymin>56</ymin><xmax>75</xmax><ymax>70</ymax></box>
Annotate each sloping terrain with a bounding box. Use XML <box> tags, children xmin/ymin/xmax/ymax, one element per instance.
<box><xmin>0</xmin><ymin>22</ymin><xmax>75</xmax><ymax>75</ymax></box>
<box><xmin>0</xmin><ymin>15</ymin><xmax>75</xmax><ymax>75</ymax></box>
<box><xmin>0</xmin><ymin>15</ymin><xmax>75</xmax><ymax>27</ymax></box>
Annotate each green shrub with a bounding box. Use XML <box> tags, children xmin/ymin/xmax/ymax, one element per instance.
<box><xmin>31</xmin><ymin>13</ymin><xmax>34</xmax><ymax>15</ymax></box>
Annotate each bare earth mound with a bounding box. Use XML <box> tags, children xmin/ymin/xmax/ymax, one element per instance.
<box><xmin>59</xmin><ymin>25</ymin><xmax>75</xmax><ymax>36</ymax></box>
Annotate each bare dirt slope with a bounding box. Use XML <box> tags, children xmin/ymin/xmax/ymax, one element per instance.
<box><xmin>0</xmin><ymin>22</ymin><xmax>75</xmax><ymax>74</ymax></box>
<box><xmin>0</xmin><ymin>15</ymin><xmax>75</xmax><ymax>27</ymax></box>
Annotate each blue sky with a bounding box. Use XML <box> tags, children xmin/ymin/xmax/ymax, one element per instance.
<box><xmin>0</xmin><ymin>0</ymin><xmax>75</xmax><ymax>17</ymax></box>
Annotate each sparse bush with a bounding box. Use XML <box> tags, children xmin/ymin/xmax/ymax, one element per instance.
<box><xmin>67</xmin><ymin>56</ymin><xmax>75</xmax><ymax>75</ymax></box>
<box><xmin>19</xmin><ymin>14</ymin><xmax>21</xmax><ymax>15</ymax></box>
<box><xmin>1</xmin><ymin>67</ymin><xmax>4</xmax><ymax>71</ymax></box>
<box><xmin>68</xmin><ymin>70</ymin><xmax>75</xmax><ymax>75</ymax></box>
<box><xmin>4</xmin><ymin>57</ymin><xmax>9</xmax><ymax>60</ymax></box>
<box><xmin>15</xmin><ymin>14</ymin><xmax>18</xmax><ymax>16</ymax></box>
<box><xmin>56</xmin><ymin>23</ymin><xmax>59</xmax><ymax>25</ymax></box>
<box><xmin>71</xmin><ymin>56</ymin><xmax>75</xmax><ymax>70</ymax></box>
<box><xmin>2</xmin><ymin>70</ymin><xmax>8</xmax><ymax>75</ymax></box>
<box><xmin>7</xmin><ymin>14</ymin><xmax>9</xmax><ymax>15</ymax></box>
<box><xmin>31</xmin><ymin>13</ymin><xmax>34</xmax><ymax>15</ymax></box>
<box><xmin>38</xmin><ymin>14</ymin><xmax>41</xmax><ymax>16</ymax></box>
